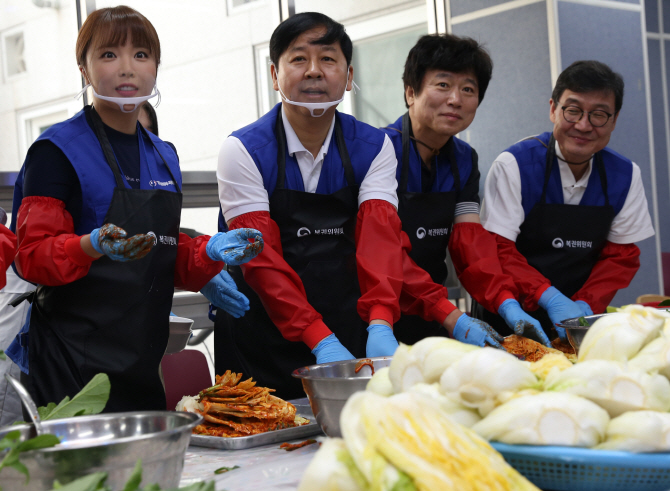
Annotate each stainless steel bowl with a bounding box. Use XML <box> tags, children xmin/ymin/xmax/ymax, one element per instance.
<box><xmin>0</xmin><ymin>411</ymin><xmax>201</xmax><ymax>491</ymax></box>
<box><xmin>557</xmin><ymin>314</ymin><xmax>606</xmax><ymax>354</ymax></box>
<box><xmin>166</xmin><ymin>316</ymin><xmax>194</xmax><ymax>354</ymax></box>
<box><xmin>292</xmin><ymin>357</ymin><xmax>392</xmax><ymax>437</ymax></box>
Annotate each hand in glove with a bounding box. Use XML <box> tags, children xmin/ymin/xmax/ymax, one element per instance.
<box><xmin>311</xmin><ymin>333</ymin><xmax>355</xmax><ymax>364</ymax></box>
<box><xmin>575</xmin><ymin>300</ymin><xmax>593</xmax><ymax>316</ymax></box>
<box><xmin>452</xmin><ymin>313</ymin><xmax>504</xmax><ymax>349</ymax></box>
<box><xmin>538</xmin><ymin>286</ymin><xmax>585</xmax><ymax>341</ymax></box>
<box><xmin>90</xmin><ymin>223</ymin><xmax>155</xmax><ymax>262</ymax></box>
<box><xmin>498</xmin><ymin>298</ymin><xmax>551</xmax><ymax>347</ymax></box>
<box><xmin>200</xmin><ymin>270</ymin><xmax>250</xmax><ymax>318</ymax></box>
<box><xmin>206</xmin><ymin>229</ymin><xmax>264</xmax><ymax>266</ymax></box>
<box><xmin>366</xmin><ymin>324</ymin><xmax>399</xmax><ymax>357</ymax></box>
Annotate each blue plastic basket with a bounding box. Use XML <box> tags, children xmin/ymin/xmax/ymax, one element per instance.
<box><xmin>491</xmin><ymin>442</ymin><xmax>670</xmax><ymax>491</ymax></box>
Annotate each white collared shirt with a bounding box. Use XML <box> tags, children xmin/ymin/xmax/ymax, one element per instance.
<box><xmin>481</xmin><ymin>140</ymin><xmax>655</xmax><ymax>244</ymax></box>
<box><xmin>217</xmin><ymin>105</ymin><xmax>398</xmax><ymax>222</ymax></box>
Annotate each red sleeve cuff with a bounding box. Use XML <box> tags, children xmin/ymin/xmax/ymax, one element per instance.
<box><xmin>494</xmin><ymin>291</ymin><xmax>516</xmax><ymax>313</ymax></box>
<box><xmin>531</xmin><ymin>283</ymin><xmax>552</xmax><ymax>306</ymax></box>
<box><xmin>197</xmin><ymin>239</ymin><xmax>217</xmax><ymax>265</ymax></box>
<box><xmin>428</xmin><ymin>297</ymin><xmax>457</xmax><ymax>325</ymax></box>
<box><xmin>369</xmin><ymin>305</ymin><xmax>394</xmax><ymax>326</ymax></box>
<box><xmin>301</xmin><ymin>319</ymin><xmax>333</xmax><ymax>350</ymax></box>
<box><xmin>64</xmin><ymin>237</ymin><xmax>96</xmax><ymax>267</ymax></box>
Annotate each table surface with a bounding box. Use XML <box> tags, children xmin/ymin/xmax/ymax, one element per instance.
<box><xmin>179</xmin><ymin>435</ymin><xmax>325</xmax><ymax>490</ymax></box>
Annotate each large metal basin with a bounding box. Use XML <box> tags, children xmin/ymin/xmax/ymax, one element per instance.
<box><xmin>292</xmin><ymin>357</ymin><xmax>391</xmax><ymax>437</ymax></box>
<box><xmin>0</xmin><ymin>411</ymin><xmax>201</xmax><ymax>491</ymax></box>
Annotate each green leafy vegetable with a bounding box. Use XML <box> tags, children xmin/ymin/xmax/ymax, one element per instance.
<box><xmin>578</xmin><ymin>316</ymin><xmax>590</xmax><ymax>327</ymax></box>
<box><xmin>122</xmin><ymin>460</ymin><xmax>143</xmax><ymax>491</ymax></box>
<box><xmin>213</xmin><ymin>465</ymin><xmax>239</xmax><ymax>475</ymax></box>
<box><xmin>658</xmin><ymin>299</ymin><xmax>670</xmax><ymax>307</ymax></box>
<box><xmin>0</xmin><ymin>430</ymin><xmax>60</xmax><ymax>482</ymax></box>
<box><xmin>47</xmin><ymin>459</ymin><xmax>214</xmax><ymax>491</ymax></box>
<box><xmin>52</xmin><ymin>472</ymin><xmax>108</xmax><ymax>491</ymax></box>
<box><xmin>39</xmin><ymin>374</ymin><xmax>110</xmax><ymax>421</ymax></box>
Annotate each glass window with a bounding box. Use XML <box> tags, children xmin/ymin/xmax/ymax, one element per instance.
<box><xmin>256</xmin><ymin>44</ymin><xmax>281</xmax><ymax>116</ymax></box>
<box><xmin>2</xmin><ymin>31</ymin><xmax>27</xmax><ymax>78</ymax></box>
<box><xmin>646</xmin><ymin>0</ymin><xmax>659</xmax><ymax>32</ymax></box>
<box><xmin>351</xmin><ymin>25</ymin><xmax>427</xmax><ymax>128</ymax></box>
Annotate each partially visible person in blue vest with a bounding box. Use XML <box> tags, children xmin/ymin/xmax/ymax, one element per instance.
<box><xmin>478</xmin><ymin>60</ymin><xmax>655</xmax><ymax>340</ymax></box>
<box><xmin>10</xmin><ymin>5</ymin><xmax>263</xmax><ymax>412</ymax></box>
<box><xmin>382</xmin><ymin>34</ymin><xmax>551</xmax><ymax>349</ymax></box>
<box><xmin>216</xmin><ymin>12</ymin><xmax>404</xmax><ymax>399</ymax></box>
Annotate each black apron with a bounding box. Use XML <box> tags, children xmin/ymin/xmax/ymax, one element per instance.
<box><xmin>473</xmin><ymin>135</ymin><xmax>615</xmax><ymax>337</ymax></box>
<box><xmin>29</xmin><ymin>107</ymin><xmax>182</xmax><ymax>412</ymax></box>
<box><xmin>215</xmin><ymin>112</ymin><xmax>367</xmax><ymax>400</ymax></box>
<box><xmin>387</xmin><ymin>113</ymin><xmax>459</xmax><ymax>345</ymax></box>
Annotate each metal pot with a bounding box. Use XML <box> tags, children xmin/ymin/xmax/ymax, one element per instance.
<box><xmin>0</xmin><ymin>411</ymin><xmax>201</xmax><ymax>491</ymax></box>
<box><xmin>292</xmin><ymin>357</ymin><xmax>392</xmax><ymax>437</ymax></box>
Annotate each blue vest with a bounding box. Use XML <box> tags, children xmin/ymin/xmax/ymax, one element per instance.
<box><xmin>506</xmin><ymin>132</ymin><xmax>632</xmax><ymax>217</ymax></box>
<box><xmin>232</xmin><ymin>104</ymin><xmax>385</xmax><ymax>196</ymax></box>
<box><xmin>382</xmin><ymin>115</ymin><xmax>473</xmax><ymax>193</ymax></box>
<box><xmin>12</xmin><ymin>108</ymin><xmax>181</xmax><ymax>236</ymax></box>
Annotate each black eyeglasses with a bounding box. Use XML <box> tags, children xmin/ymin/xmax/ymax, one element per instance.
<box><xmin>561</xmin><ymin>105</ymin><xmax>613</xmax><ymax>127</ymax></box>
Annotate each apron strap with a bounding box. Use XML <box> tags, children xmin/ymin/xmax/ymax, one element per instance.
<box><xmin>399</xmin><ymin>112</ymin><xmax>412</xmax><ymax>192</ymax></box>
<box><xmin>594</xmin><ymin>151</ymin><xmax>610</xmax><ymax>207</ymax></box>
<box><xmin>89</xmin><ymin>107</ymin><xmax>126</xmax><ymax>189</ymax></box>
<box><xmin>540</xmin><ymin>134</ymin><xmax>557</xmax><ymax>204</ymax></box>
<box><xmin>447</xmin><ymin>137</ymin><xmax>461</xmax><ymax>194</ymax></box>
<box><xmin>333</xmin><ymin>115</ymin><xmax>356</xmax><ymax>187</ymax></box>
<box><xmin>275</xmin><ymin>110</ymin><xmax>288</xmax><ymax>190</ymax></box>
<box><xmin>138</xmin><ymin>124</ymin><xmax>182</xmax><ymax>193</ymax></box>
<box><xmin>275</xmin><ymin>110</ymin><xmax>356</xmax><ymax>190</ymax></box>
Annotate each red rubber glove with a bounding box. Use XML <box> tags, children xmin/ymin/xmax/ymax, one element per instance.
<box><xmin>229</xmin><ymin>211</ymin><xmax>331</xmax><ymax>350</ymax></box>
<box><xmin>572</xmin><ymin>241</ymin><xmax>640</xmax><ymax>314</ymax></box>
<box><xmin>355</xmin><ymin>199</ymin><xmax>404</xmax><ymax>325</ymax></box>
<box><xmin>494</xmin><ymin>233</ymin><xmax>552</xmax><ymax>311</ymax></box>
<box><xmin>448</xmin><ymin>222</ymin><xmax>518</xmax><ymax>313</ymax></box>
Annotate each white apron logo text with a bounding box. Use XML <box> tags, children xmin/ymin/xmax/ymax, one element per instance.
<box><xmin>149</xmin><ymin>179</ymin><xmax>175</xmax><ymax>187</ymax></box>
<box><xmin>417</xmin><ymin>227</ymin><xmax>449</xmax><ymax>239</ymax></box>
<box><xmin>296</xmin><ymin>227</ymin><xmax>344</xmax><ymax>237</ymax></box>
<box><xmin>552</xmin><ymin>238</ymin><xmax>592</xmax><ymax>249</ymax></box>
<box><xmin>158</xmin><ymin>235</ymin><xmax>177</xmax><ymax>246</ymax></box>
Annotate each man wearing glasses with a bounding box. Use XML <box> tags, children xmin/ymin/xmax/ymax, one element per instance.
<box><xmin>477</xmin><ymin>60</ymin><xmax>654</xmax><ymax>341</ymax></box>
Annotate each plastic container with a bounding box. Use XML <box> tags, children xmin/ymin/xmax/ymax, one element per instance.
<box><xmin>491</xmin><ymin>442</ymin><xmax>670</xmax><ymax>491</ymax></box>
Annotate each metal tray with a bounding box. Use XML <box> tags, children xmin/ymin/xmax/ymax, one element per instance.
<box><xmin>188</xmin><ymin>398</ymin><xmax>323</xmax><ymax>450</ymax></box>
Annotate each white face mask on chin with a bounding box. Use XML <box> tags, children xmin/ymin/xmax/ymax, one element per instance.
<box><xmin>273</xmin><ymin>65</ymin><xmax>358</xmax><ymax>118</ymax></box>
<box><xmin>75</xmin><ymin>83</ymin><xmax>160</xmax><ymax>113</ymax></box>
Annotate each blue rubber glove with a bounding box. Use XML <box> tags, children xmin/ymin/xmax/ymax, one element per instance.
<box><xmin>311</xmin><ymin>333</ymin><xmax>355</xmax><ymax>364</ymax></box>
<box><xmin>498</xmin><ymin>299</ymin><xmax>551</xmax><ymax>347</ymax></box>
<box><xmin>206</xmin><ymin>229</ymin><xmax>264</xmax><ymax>266</ymax></box>
<box><xmin>200</xmin><ymin>270</ymin><xmax>250</xmax><ymax>319</ymax></box>
<box><xmin>538</xmin><ymin>286</ymin><xmax>584</xmax><ymax>341</ymax></box>
<box><xmin>575</xmin><ymin>300</ymin><xmax>594</xmax><ymax>316</ymax></box>
<box><xmin>90</xmin><ymin>223</ymin><xmax>155</xmax><ymax>262</ymax></box>
<box><xmin>452</xmin><ymin>314</ymin><xmax>504</xmax><ymax>349</ymax></box>
<box><xmin>366</xmin><ymin>324</ymin><xmax>399</xmax><ymax>357</ymax></box>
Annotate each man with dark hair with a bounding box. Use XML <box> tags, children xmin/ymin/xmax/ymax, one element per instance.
<box><xmin>215</xmin><ymin>12</ymin><xmax>403</xmax><ymax>398</ymax></box>
<box><xmin>479</xmin><ymin>60</ymin><xmax>654</xmax><ymax>340</ymax></box>
<box><xmin>382</xmin><ymin>33</ymin><xmax>550</xmax><ymax>348</ymax></box>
